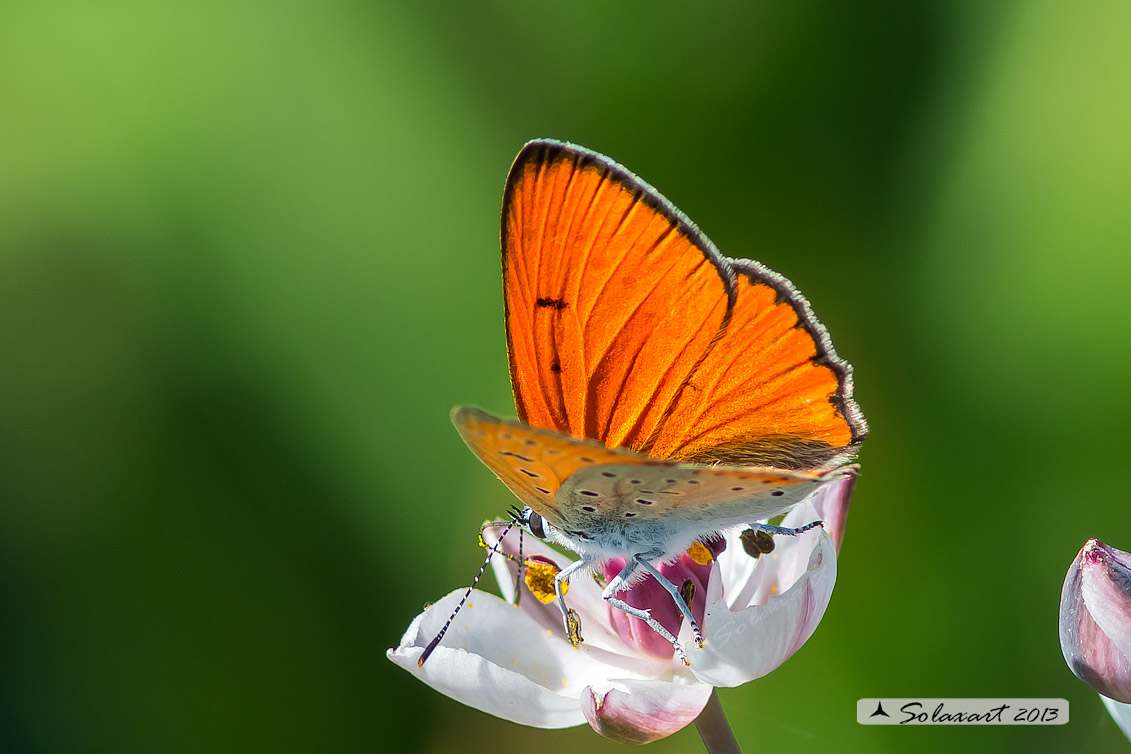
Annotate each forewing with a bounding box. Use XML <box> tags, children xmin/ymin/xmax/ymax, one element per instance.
<box><xmin>502</xmin><ymin>139</ymin><xmax>866</xmax><ymax>469</ymax></box>
<box><xmin>450</xmin><ymin>405</ymin><xmax>652</xmax><ymax>525</ymax></box>
<box><xmin>644</xmin><ymin>261</ymin><xmax>868</xmax><ymax>468</ymax></box>
<box><xmin>503</xmin><ymin>139</ymin><xmax>732</xmax><ymax>449</ymax></box>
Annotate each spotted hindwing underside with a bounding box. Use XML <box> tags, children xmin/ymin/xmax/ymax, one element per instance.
<box><xmin>556</xmin><ymin>463</ymin><xmax>831</xmax><ymax>533</ymax></box>
<box><xmin>452</xmin><ymin>406</ymin><xmax>839</xmax><ymax>532</ymax></box>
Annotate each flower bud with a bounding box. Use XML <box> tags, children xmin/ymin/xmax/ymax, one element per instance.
<box><xmin>1059</xmin><ymin>538</ymin><xmax>1131</xmax><ymax>703</ymax></box>
<box><xmin>582</xmin><ymin>680</ymin><xmax>712</xmax><ymax>744</ymax></box>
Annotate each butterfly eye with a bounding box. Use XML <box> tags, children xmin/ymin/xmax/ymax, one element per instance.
<box><xmin>526</xmin><ymin>510</ymin><xmax>548</xmax><ymax>540</ymax></box>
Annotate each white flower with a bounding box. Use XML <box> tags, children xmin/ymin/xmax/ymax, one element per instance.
<box><xmin>388</xmin><ymin>474</ymin><xmax>854</xmax><ymax>743</ymax></box>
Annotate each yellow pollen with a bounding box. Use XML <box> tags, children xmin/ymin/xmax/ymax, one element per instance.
<box><xmin>686</xmin><ymin>541</ymin><xmax>714</xmax><ymax>565</ymax></box>
<box><xmin>525</xmin><ymin>558</ymin><xmax>566</xmax><ymax>604</ymax></box>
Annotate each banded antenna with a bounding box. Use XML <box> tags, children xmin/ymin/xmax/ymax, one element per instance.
<box><xmin>417</xmin><ymin>516</ymin><xmax>521</xmax><ymax>667</ymax></box>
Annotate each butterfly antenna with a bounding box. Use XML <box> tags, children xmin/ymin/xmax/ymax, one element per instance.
<box><xmin>504</xmin><ymin>505</ymin><xmax>530</xmax><ymax>606</ymax></box>
<box><xmin>514</xmin><ymin>525</ymin><xmax>525</xmax><ymax>607</ymax></box>
<box><xmin>417</xmin><ymin>521</ymin><xmax>515</xmax><ymax>668</ymax></box>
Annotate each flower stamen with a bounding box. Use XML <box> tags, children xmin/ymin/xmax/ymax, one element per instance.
<box><xmin>566</xmin><ymin>608</ymin><xmax>584</xmax><ymax>647</ymax></box>
<box><xmin>686</xmin><ymin>541</ymin><xmax>715</xmax><ymax>565</ymax></box>
<box><xmin>524</xmin><ymin>556</ymin><xmax>568</xmax><ymax>604</ymax></box>
<box><xmin>740</xmin><ymin>527</ymin><xmax>775</xmax><ymax>559</ymax></box>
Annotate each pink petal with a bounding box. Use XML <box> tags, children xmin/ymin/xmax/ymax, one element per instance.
<box><xmin>1060</xmin><ymin>539</ymin><xmax>1131</xmax><ymax>703</ymax></box>
<box><xmin>581</xmin><ymin>679</ymin><xmax>713</xmax><ymax>744</ymax></box>
<box><xmin>809</xmin><ymin>472</ymin><xmax>854</xmax><ymax>554</ymax></box>
<box><xmin>603</xmin><ymin>549</ymin><xmax>714</xmax><ymax>661</ymax></box>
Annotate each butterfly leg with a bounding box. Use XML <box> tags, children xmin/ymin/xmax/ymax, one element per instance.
<box><xmin>603</xmin><ymin>559</ymin><xmax>690</xmax><ymax>666</ymax></box>
<box><xmin>554</xmin><ymin>556</ymin><xmax>593</xmax><ymax>648</ymax></box>
<box><xmin>742</xmin><ymin>520</ymin><xmax>824</xmax><ymax>558</ymax></box>
<box><xmin>635</xmin><ymin>556</ymin><xmax>704</xmax><ymax>649</ymax></box>
<box><xmin>750</xmin><ymin>519</ymin><xmax>824</xmax><ymax>537</ymax></box>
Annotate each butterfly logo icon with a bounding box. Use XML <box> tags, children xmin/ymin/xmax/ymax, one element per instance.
<box><xmin>425</xmin><ymin>139</ymin><xmax>867</xmax><ymax>666</ymax></box>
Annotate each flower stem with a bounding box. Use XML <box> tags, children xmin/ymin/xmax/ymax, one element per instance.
<box><xmin>694</xmin><ymin>688</ymin><xmax>741</xmax><ymax>754</ymax></box>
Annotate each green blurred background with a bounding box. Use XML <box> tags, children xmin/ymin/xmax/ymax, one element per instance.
<box><xmin>2</xmin><ymin>1</ymin><xmax>1129</xmax><ymax>752</ymax></box>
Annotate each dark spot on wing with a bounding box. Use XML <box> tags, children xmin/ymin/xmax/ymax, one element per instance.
<box><xmin>579</xmin><ymin>490</ymin><xmax>598</xmax><ymax>497</ymax></box>
<box><xmin>534</xmin><ymin>486</ymin><xmax>551</xmax><ymax>495</ymax></box>
<box><xmin>771</xmin><ymin>490</ymin><xmax>784</xmax><ymax>497</ymax></box>
<box><xmin>550</xmin><ymin>360</ymin><xmax>562</xmax><ymax>374</ymax></box>
<box><xmin>636</xmin><ymin>499</ymin><xmax>653</xmax><ymax>505</ymax></box>
<box><xmin>520</xmin><ymin>468</ymin><xmax>539</xmax><ymax>478</ymax></box>
<box><xmin>624</xmin><ymin>512</ymin><xmax>637</xmax><ymax>518</ymax></box>
<box><xmin>601</xmin><ymin>472</ymin><xmax>616</xmax><ymax>478</ymax></box>
<box><xmin>687</xmin><ymin>479</ymin><xmax>700</xmax><ymax>485</ymax></box>
<box><xmin>579</xmin><ymin>456</ymin><xmax>595</xmax><ymax>463</ymax></box>
<box><xmin>536</xmin><ymin>297</ymin><xmax>568</xmax><ymax>310</ymax></box>
<box><xmin>581</xmin><ymin>505</ymin><xmax>596</xmax><ymax>512</ymax></box>
<box><xmin>731</xmin><ymin>487</ymin><xmax>744</xmax><ymax>491</ymax></box>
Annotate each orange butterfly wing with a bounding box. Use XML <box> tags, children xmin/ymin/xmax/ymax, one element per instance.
<box><xmin>502</xmin><ymin>139</ymin><xmax>867</xmax><ymax>469</ymax></box>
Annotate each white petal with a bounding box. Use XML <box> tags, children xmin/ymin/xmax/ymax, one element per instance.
<box><xmin>718</xmin><ymin>495</ymin><xmax>826</xmax><ymax>610</ymax></box>
<box><xmin>582</xmin><ymin>678</ymin><xmax>713</xmax><ymax>744</ymax></box>
<box><xmin>684</xmin><ymin>529</ymin><xmax>837</xmax><ymax>687</ymax></box>
<box><xmin>1102</xmin><ymin>695</ymin><xmax>1131</xmax><ymax>742</ymax></box>
<box><xmin>388</xmin><ymin>587</ymin><xmax>661</xmax><ymax>727</ymax></box>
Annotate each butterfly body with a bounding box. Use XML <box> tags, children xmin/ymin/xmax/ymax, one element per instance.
<box><xmin>449</xmin><ymin>138</ymin><xmax>867</xmax><ymax>663</ymax></box>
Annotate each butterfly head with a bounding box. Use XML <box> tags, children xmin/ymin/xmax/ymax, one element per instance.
<box><xmin>508</xmin><ymin>504</ymin><xmax>550</xmax><ymax>541</ymax></box>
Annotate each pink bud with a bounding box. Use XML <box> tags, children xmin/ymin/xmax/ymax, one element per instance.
<box><xmin>582</xmin><ymin>680</ymin><xmax>712</xmax><ymax>744</ymax></box>
<box><xmin>1060</xmin><ymin>538</ymin><xmax>1131</xmax><ymax>703</ymax></box>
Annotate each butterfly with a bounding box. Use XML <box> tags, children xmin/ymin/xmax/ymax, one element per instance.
<box><xmin>446</xmin><ymin>138</ymin><xmax>867</xmax><ymax>664</ymax></box>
